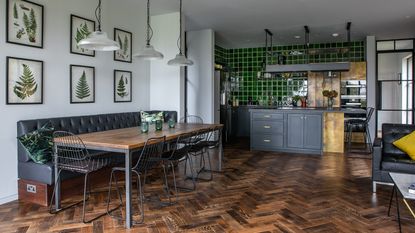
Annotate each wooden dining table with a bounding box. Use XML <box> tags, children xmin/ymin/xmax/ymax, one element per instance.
<box><xmin>53</xmin><ymin>123</ymin><xmax>223</xmax><ymax>228</ymax></box>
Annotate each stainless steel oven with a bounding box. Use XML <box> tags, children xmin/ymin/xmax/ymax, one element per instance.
<box><xmin>340</xmin><ymin>80</ymin><xmax>367</xmax><ymax>108</ymax></box>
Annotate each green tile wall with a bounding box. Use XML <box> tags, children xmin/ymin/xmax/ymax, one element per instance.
<box><xmin>215</xmin><ymin>41</ymin><xmax>365</xmax><ymax>105</ymax></box>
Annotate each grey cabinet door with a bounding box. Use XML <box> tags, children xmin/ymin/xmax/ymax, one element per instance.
<box><xmin>237</xmin><ymin>108</ymin><xmax>250</xmax><ymax>137</ymax></box>
<box><xmin>303</xmin><ymin>114</ymin><xmax>322</xmax><ymax>150</ymax></box>
<box><xmin>287</xmin><ymin>114</ymin><xmax>304</xmax><ymax>148</ymax></box>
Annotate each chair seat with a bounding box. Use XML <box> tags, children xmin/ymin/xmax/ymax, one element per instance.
<box><xmin>59</xmin><ymin>157</ymin><xmax>111</xmax><ymax>174</ymax></box>
<box><xmin>161</xmin><ymin>147</ymin><xmax>188</xmax><ymax>161</ymax></box>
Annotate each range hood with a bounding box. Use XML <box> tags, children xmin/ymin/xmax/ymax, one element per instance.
<box><xmin>263</xmin><ymin>23</ymin><xmax>352</xmax><ymax>73</ymax></box>
<box><xmin>265</xmin><ymin>62</ymin><xmax>350</xmax><ymax>73</ymax></box>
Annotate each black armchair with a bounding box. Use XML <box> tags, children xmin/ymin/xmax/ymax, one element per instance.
<box><xmin>372</xmin><ymin>123</ymin><xmax>415</xmax><ymax>193</ymax></box>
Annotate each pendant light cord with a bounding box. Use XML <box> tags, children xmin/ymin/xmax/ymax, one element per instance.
<box><xmin>146</xmin><ymin>0</ymin><xmax>154</xmax><ymax>46</ymax></box>
<box><xmin>177</xmin><ymin>0</ymin><xmax>183</xmax><ymax>54</ymax></box>
<box><xmin>95</xmin><ymin>0</ymin><xmax>102</xmax><ymax>31</ymax></box>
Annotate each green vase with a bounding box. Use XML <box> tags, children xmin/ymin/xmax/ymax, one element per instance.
<box><xmin>168</xmin><ymin>119</ymin><xmax>176</xmax><ymax>128</ymax></box>
<box><xmin>155</xmin><ymin>120</ymin><xmax>163</xmax><ymax>131</ymax></box>
<box><xmin>141</xmin><ymin>122</ymin><xmax>149</xmax><ymax>133</ymax></box>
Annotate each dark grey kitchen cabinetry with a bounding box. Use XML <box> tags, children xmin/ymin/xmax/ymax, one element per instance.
<box><xmin>237</xmin><ymin>107</ymin><xmax>251</xmax><ymax>137</ymax></box>
<box><xmin>250</xmin><ymin>112</ymin><xmax>284</xmax><ymax>150</ymax></box>
<box><xmin>287</xmin><ymin>113</ymin><xmax>322</xmax><ymax>151</ymax></box>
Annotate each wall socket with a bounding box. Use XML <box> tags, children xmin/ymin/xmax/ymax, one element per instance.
<box><xmin>26</xmin><ymin>184</ymin><xmax>37</xmax><ymax>193</ymax></box>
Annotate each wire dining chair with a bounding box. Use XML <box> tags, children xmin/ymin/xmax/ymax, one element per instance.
<box><xmin>106</xmin><ymin>136</ymin><xmax>166</xmax><ymax>225</ymax></box>
<box><xmin>179</xmin><ymin>115</ymin><xmax>204</xmax><ymax>124</ymax></box>
<box><xmin>49</xmin><ymin>131</ymin><xmax>113</xmax><ymax>223</ymax></box>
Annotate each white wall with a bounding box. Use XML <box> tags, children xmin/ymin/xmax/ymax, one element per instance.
<box><xmin>0</xmin><ymin>0</ymin><xmax>150</xmax><ymax>203</ymax></box>
<box><xmin>187</xmin><ymin>29</ymin><xmax>215</xmax><ymax>123</ymax></box>
<box><xmin>149</xmin><ymin>12</ymin><xmax>184</xmax><ymax>118</ymax></box>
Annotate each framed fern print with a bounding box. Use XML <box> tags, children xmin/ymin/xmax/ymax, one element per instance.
<box><xmin>70</xmin><ymin>65</ymin><xmax>95</xmax><ymax>104</ymax></box>
<box><xmin>6</xmin><ymin>57</ymin><xmax>43</xmax><ymax>105</ymax></box>
<box><xmin>114</xmin><ymin>28</ymin><xmax>132</xmax><ymax>63</ymax></box>
<box><xmin>70</xmin><ymin>15</ymin><xmax>95</xmax><ymax>57</ymax></box>
<box><xmin>6</xmin><ymin>0</ymin><xmax>44</xmax><ymax>48</ymax></box>
<box><xmin>114</xmin><ymin>70</ymin><xmax>132</xmax><ymax>103</ymax></box>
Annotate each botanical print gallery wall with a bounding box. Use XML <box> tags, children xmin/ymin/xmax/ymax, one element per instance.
<box><xmin>5</xmin><ymin>0</ymin><xmax>134</xmax><ymax>105</ymax></box>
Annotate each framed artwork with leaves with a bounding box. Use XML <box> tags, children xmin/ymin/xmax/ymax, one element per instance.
<box><xmin>114</xmin><ymin>70</ymin><xmax>132</xmax><ymax>102</ymax></box>
<box><xmin>114</xmin><ymin>28</ymin><xmax>132</xmax><ymax>63</ymax></box>
<box><xmin>70</xmin><ymin>15</ymin><xmax>95</xmax><ymax>57</ymax></box>
<box><xmin>6</xmin><ymin>0</ymin><xmax>44</xmax><ymax>48</ymax></box>
<box><xmin>70</xmin><ymin>65</ymin><xmax>95</xmax><ymax>104</ymax></box>
<box><xmin>6</xmin><ymin>57</ymin><xmax>43</xmax><ymax>105</ymax></box>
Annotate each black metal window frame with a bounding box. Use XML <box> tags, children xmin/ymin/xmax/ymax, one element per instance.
<box><xmin>375</xmin><ymin>38</ymin><xmax>415</xmax><ymax>133</ymax></box>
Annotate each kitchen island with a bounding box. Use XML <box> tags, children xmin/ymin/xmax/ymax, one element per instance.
<box><xmin>250</xmin><ymin>107</ymin><xmax>365</xmax><ymax>154</ymax></box>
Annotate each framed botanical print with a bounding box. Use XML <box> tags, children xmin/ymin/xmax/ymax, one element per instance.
<box><xmin>114</xmin><ymin>70</ymin><xmax>132</xmax><ymax>102</ymax></box>
<box><xmin>6</xmin><ymin>0</ymin><xmax>44</xmax><ymax>48</ymax></box>
<box><xmin>70</xmin><ymin>65</ymin><xmax>95</xmax><ymax>103</ymax></box>
<box><xmin>114</xmin><ymin>28</ymin><xmax>132</xmax><ymax>63</ymax></box>
<box><xmin>70</xmin><ymin>15</ymin><xmax>95</xmax><ymax>57</ymax></box>
<box><xmin>6</xmin><ymin>57</ymin><xmax>43</xmax><ymax>104</ymax></box>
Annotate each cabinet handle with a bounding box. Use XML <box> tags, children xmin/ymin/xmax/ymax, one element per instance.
<box><xmin>263</xmin><ymin>139</ymin><xmax>271</xmax><ymax>143</ymax></box>
<box><xmin>263</xmin><ymin>125</ymin><xmax>271</xmax><ymax>129</ymax></box>
<box><xmin>264</xmin><ymin>115</ymin><xmax>271</xmax><ymax>118</ymax></box>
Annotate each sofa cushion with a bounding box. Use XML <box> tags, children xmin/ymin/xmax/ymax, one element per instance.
<box><xmin>382</xmin><ymin>124</ymin><xmax>415</xmax><ymax>157</ymax></box>
<box><xmin>392</xmin><ymin>130</ymin><xmax>415</xmax><ymax>160</ymax></box>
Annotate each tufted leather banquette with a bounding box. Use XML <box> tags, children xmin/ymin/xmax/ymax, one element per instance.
<box><xmin>17</xmin><ymin>111</ymin><xmax>177</xmax><ymax>185</ymax></box>
<box><xmin>372</xmin><ymin>123</ymin><xmax>415</xmax><ymax>192</ymax></box>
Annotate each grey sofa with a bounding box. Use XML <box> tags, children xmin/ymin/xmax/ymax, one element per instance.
<box><xmin>17</xmin><ymin>111</ymin><xmax>177</xmax><ymax>186</ymax></box>
<box><xmin>372</xmin><ymin>123</ymin><xmax>415</xmax><ymax>192</ymax></box>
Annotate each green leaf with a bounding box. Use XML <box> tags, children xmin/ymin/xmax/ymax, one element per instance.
<box><xmin>13</xmin><ymin>3</ymin><xmax>19</xmax><ymax>19</ymax></box>
<box><xmin>13</xmin><ymin>64</ymin><xmax>38</xmax><ymax>100</ymax></box>
<box><xmin>75</xmin><ymin>70</ymin><xmax>91</xmax><ymax>99</ymax></box>
<box><xmin>123</xmin><ymin>35</ymin><xmax>128</xmax><ymax>56</ymax></box>
<box><xmin>117</xmin><ymin>75</ymin><xmax>128</xmax><ymax>98</ymax></box>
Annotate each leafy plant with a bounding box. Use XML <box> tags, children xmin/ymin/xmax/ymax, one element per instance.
<box><xmin>75</xmin><ymin>71</ymin><xmax>91</xmax><ymax>99</ymax></box>
<box><xmin>13</xmin><ymin>64</ymin><xmax>38</xmax><ymax>100</ymax></box>
<box><xmin>17</xmin><ymin>122</ymin><xmax>54</xmax><ymax>164</ymax></box>
<box><xmin>13</xmin><ymin>3</ymin><xmax>19</xmax><ymax>19</ymax></box>
<box><xmin>117</xmin><ymin>75</ymin><xmax>129</xmax><ymax>98</ymax></box>
<box><xmin>16</xmin><ymin>28</ymin><xmax>25</xmax><ymax>39</ymax></box>
<box><xmin>322</xmin><ymin>90</ymin><xmax>338</xmax><ymax>98</ymax></box>
<box><xmin>75</xmin><ymin>23</ymin><xmax>91</xmax><ymax>51</ymax></box>
<box><xmin>117</xmin><ymin>34</ymin><xmax>129</xmax><ymax>59</ymax></box>
<box><xmin>292</xmin><ymin>95</ymin><xmax>301</xmax><ymax>102</ymax></box>
<box><xmin>23</xmin><ymin>8</ymin><xmax>37</xmax><ymax>42</ymax></box>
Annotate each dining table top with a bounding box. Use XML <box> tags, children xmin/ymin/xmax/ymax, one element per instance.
<box><xmin>56</xmin><ymin>123</ymin><xmax>223</xmax><ymax>151</ymax></box>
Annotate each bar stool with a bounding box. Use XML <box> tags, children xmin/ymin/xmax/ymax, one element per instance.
<box><xmin>346</xmin><ymin>107</ymin><xmax>374</xmax><ymax>153</ymax></box>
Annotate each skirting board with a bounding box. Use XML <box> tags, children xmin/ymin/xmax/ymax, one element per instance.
<box><xmin>0</xmin><ymin>194</ymin><xmax>18</xmax><ymax>205</ymax></box>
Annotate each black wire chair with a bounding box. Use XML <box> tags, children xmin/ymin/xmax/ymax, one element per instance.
<box><xmin>49</xmin><ymin>131</ymin><xmax>113</xmax><ymax>223</ymax></box>
<box><xmin>346</xmin><ymin>107</ymin><xmax>375</xmax><ymax>153</ymax></box>
<box><xmin>179</xmin><ymin>115</ymin><xmax>203</xmax><ymax>124</ymax></box>
<box><xmin>159</xmin><ymin>133</ymin><xmax>197</xmax><ymax>196</ymax></box>
<box><xmin>106</xmin><ymin>136</ymin><xmax>166</xmax><ymax>225</ymax></box>
<box><xmin>188</xmin><ymin>126</ymin><xmax>223</xmax><ymax>181</ymax></box>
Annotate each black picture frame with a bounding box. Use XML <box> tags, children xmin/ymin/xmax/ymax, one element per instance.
<box><xmin>6</xmin><ymin>56</ymin><xmax>44</xmax><ymax>105</ymax></box>
<box><xmin>114</xmin><ymin>70</ymin><xmax>132</xmax><ymax>103</ymax></box>
<box><xmin>6</xmin><ymin>0</ymin><xmax>44</xmax><ymax>48</ymax></box>
<box><xmin>70</xmin><ymin>65</ymin><xmax>95</xmax><ymax>104</ymax></box>
<box><xmin>70</xmin><ymin>14</ymin><xmax>96</xmax><ymax>57</ymax></box>
<box><xmin>113</xmin><ymin>28</ymin><xmax>133</xmax><ymax>63</ymax></box>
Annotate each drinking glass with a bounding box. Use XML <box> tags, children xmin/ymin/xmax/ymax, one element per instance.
<box><xmin>155</xmin><ymin>120</ymin><xmax>163</xmax><ymax>131</ymax></box>
<box><xmin>141</xmin><ymin>122</ymin><xmax>149</xmax><ymax>133</ymax></box>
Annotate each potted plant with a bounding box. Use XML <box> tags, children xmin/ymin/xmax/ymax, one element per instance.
<box><xmin>322</xmin><ymin>90</ymin><xmax>338</xmax><ymax>109</ymax></box>
<box><xmin>292</xmin><ymin>95</ymin><xmax>301</xmax><ymax>107</ymax></box>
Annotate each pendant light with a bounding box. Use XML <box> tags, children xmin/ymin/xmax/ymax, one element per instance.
<box><xmin>168</xmin><ymin>0</ymin><xmax>193</xmax><ymax>66</ymax></box>
<box><xmin>133</xmin><ymin>0</ymin><xmax>164</xmax><ymax>60</ymax></box>
<box><xmin>78</xmin><ymin>0</ymin><xmax>120</xmax><ymax>51</ymax></box>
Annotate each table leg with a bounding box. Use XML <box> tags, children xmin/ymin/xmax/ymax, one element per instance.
<box><xmin>218</xmin><ymin>137</ymin><xmax>223</xmax><ymax>172</ymax></box>
<box><xmin>125</xmin><ymin>151</ymin><xmax>132</xmax><ymax>228</ymax></box>
<box><xmin>388</xmin><ymin>185</ymin><xmax>395</xmax><ymax>216</ymax></box>
<box><xmin>395</xmin><ymin>187</ymin><xmax>402</xmax><ymax>233</ymax></box>
<box><xmin>54</xmin><ymin>144</ymin><xmax>61</xmax><ymax>210</ymax></box>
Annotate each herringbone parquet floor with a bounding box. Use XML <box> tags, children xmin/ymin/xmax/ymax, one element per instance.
<box><xmin>0</xmin><ymin>140</ymin><xmax>414</xmax><ymax>232</ymax></box>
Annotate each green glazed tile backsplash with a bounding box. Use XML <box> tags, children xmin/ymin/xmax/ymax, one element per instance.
<box><xmin>215</xmin><ymin>41</ymin><xmax>365</xmax><ymax>105</ymax></box>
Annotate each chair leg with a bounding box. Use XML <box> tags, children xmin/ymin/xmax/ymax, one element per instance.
<box><xmin>373</xmin><ymin>181</ymin><xmax>377</xmax><ymax>193</ymax></box>
<box><xmin>132</xmin><ymin>170</ymin><xmax>144</xmax><ymax>224</ymax></box>
<box><xmin>49</xmin><ymin>169</ymin><xmax>63</xmax><ymax>214</ymax></box>
<box><xmin>161</xmin><ymin>164</ymin><xmax>173</xmax><ymax>205</ymax></box>
<box><xmin>106</xmin><ymin>170</ymin><xmax>123</xmax><ymax>219</ymax></box>
<box><xmin>183</xmin><ymin>154</ymin><xmax>197</xmax><ymax>191</ymax></box>
<box><xmin>81</xmin><ymin>173</ymin><xmax>89</xmax><ymax>223</ymax></box>
<box><xmin>170</xmin><ymin>161</ymin><xmax>179</xmax><ymax>203</ymax></box>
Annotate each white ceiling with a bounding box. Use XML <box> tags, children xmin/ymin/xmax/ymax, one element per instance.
<box><xmin>146</xmin><ymin>0</ymin><xmax>415</xmax><ymax>48</ymax></box>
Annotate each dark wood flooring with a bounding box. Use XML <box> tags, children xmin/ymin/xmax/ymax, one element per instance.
<box><xmin>0</xmin><ymin>140</ymin><xmax>414</xmax><ymax>232</ymax></box>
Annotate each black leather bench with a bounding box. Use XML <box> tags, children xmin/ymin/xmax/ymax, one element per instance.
<box><xmin>17</xmin><ymin>111</ymin><xmax>177</xmax><ymax>205</ymax></box>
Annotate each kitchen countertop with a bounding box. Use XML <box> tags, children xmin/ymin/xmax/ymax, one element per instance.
<box><xmin>248</xmin><ymin>106</ymin><xmax>366</xmax><ymax>114</ymax></box>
